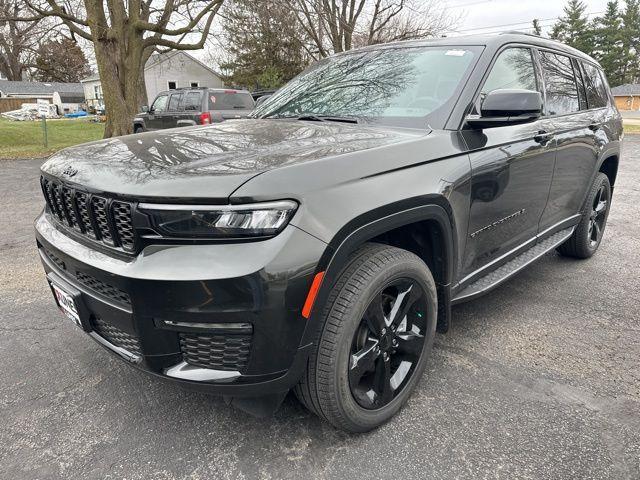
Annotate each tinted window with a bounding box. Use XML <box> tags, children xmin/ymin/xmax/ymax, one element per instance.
<box><xmin>151</xmin><ymin>94</ymin><xmax>168</xmax><ymax>112</ymax></box>
<box><xmin>482</xmin><ymin>48</ymin><xmax>538</xmax><ymax>96</ymax></box>
<box><xmin>581</xmin><ymin>62</ymin><xmax>609</xmax><ymax>108</ymax></box>
<box><xmin>540</xmin><ymin>51</ymin><xmax>579</xmax><ymax>115</ymax></box>
<box><xmin>252</xmin><ymin>47</ymin><xmax>477</xmax><ymax>124</ymax></box>
<box><xmin>573</xmin><ymin>58</ymin><xmax>589</xmax><ymax>110</ymax></box>
<box><xmin>209</xmin><ymin>92</ymin><xmax>255</xmax><ymax>110</ymax></box>
<box><xmin>183</xmin><ymin>91</ymin><xmax>202</xmax><ymax>111</ymax></box>
<box><xmin>168</xmin><ymin>93</ymin><xmax>182</xmax><ymax>111</ymax></box>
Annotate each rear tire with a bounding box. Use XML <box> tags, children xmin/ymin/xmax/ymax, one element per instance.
<box><xmin>557</xmin><ymin>172</ymin><xmax>611</xmax><ymax>259</ymax></box>
<box><xmin>294</xmin><ymin>243</ymin><xmax>437</xmax><ymax>432</ymax></box>
<box><xmin>134</xmin><ymin>125</ymin><xmax>144</xmax><ymax>134</ymax></box>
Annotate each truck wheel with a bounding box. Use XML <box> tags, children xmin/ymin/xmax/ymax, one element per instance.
<box><xmin>557</xmin><ymin>172</ymin><xmax>611</xmax><ymax>259</ymax></box>
<box><xmin>294</xmin><ymin>243</ymin><xmax>437</xmax><ymax>432</ymax></box>
<box><xmin>134</xmin><ymin>125</ymin><xmax>143</xmax><ymax>134</ymax></box>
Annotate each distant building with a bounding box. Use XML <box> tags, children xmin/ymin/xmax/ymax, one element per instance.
<box><xmin>0</xmin><ymin>80</ymin><xmax>85</xmax><ymax>113</ymax></box>
<box><xmin>81</xmin><ymin>51</ymin><xmax>225</xmax><ymax>109</ymax></box>
<box><xmin>611</xmin><ymin>84</ymin><xmax>640</xmax><ymax>111</ymax></box>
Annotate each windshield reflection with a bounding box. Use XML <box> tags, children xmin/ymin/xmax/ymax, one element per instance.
<box><xmin>252</xmin><ymin>46</ymin><xmax>477</xmax><ymax>127</ymax></box>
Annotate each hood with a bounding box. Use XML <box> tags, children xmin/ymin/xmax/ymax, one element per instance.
<box><xmin>41</xmin><ymin>119</ymin><xmax>422</xmax><ymax>200</ymax></box>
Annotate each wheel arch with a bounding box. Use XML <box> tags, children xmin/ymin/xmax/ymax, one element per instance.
<box><xmin>598</xmin><ymin>153</ymin><xmax>619</xmax><ymax>188</ymax></box>
<box><xmin>301</xmin><ymin>195</ymin><xmax>458</xmax><ymax>342</ymax></box>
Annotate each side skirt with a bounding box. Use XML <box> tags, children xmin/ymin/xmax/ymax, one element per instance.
<box><xmin>451</xmin><ymin>226</ymin><xmax>575</xmax><ymax>305</ymax></box>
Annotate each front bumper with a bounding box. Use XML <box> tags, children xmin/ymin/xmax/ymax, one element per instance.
<box><xmin>35</xmin><ymin>211</ymin><xmax>327</xmax><ymax>396</ymax></box>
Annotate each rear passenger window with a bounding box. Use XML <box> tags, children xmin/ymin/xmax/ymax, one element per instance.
<box><xmin>540</xmin><ymin>51</ymin><xmax>579</xmax><ymax>115</ymax></box>
<box><xmin>167</xmin><ymin>93</ymin><xmax>182</xmax><ymax>111</ymax></box>
<box><xmin>581</xmin><ymin>62</ymin><xmax>609</xmax><ymax>109</ymax></box>
<box><xmin>183</xmin><ymin>91</ymin><xmax>202</xmax><ymax>111</ymax></box>
<box><xmin>482</xmin><ymin>48</ymin><xmax>538</xmax><ymax>96</ymax></box>
<box><xmin>573</xmin><ymin>59</ymin><xmax>589</xmax><ymax>110</ymax></box>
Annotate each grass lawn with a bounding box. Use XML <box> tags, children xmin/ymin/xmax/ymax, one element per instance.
<box><xmin>0</xmin><ymin>117</ymin><xmax>105</xmax><ymax>159</ymax></box>
<box><xmin>623</xmin><ymin>123</ymin><xmax>640</xmax><ymax>135</ymax></box>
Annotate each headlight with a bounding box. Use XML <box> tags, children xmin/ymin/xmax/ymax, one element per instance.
<box><xmin>138</xmin><ymin>200</ymin><xmax>297</xmax><ymax>238</ymax></box>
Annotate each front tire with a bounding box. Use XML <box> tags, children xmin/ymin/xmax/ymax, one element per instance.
<box><xmin>557</xmin><ymin>172</ymin><xmax>611</xmax><ymax>259</ymax></box>
<box><xmin>294</xmin><ymin>243</ymin><xmax>437</xmax><ymax>432</ymax></box>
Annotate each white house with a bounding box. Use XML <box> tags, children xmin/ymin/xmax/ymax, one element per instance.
<box><xmin>81</xmin><ymin>51</ymin><xmax>224</xmax><ymax>109</ymax></box>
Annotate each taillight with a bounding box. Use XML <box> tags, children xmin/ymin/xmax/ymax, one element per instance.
<box><xmin>199</xmin><ymin>112</ymin><xmax>211</xmax><ymax>125</ymax></box>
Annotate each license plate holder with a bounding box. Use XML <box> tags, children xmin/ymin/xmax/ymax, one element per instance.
<box><xmin>47</xmin><ymin>273</ymin><xmax>90</xmax><ymax>331</ymax></box>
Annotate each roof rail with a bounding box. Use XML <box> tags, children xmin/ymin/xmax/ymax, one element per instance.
<box><xmin>501</xmin><ymin>30</ymin><xmax>544</xmax><ymax>39</ymax></box>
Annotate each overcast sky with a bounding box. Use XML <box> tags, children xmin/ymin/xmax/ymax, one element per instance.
<box><xmin>445</xmin><ymin>0</ymin><xmax>611</xmax><ymax>36</ymax></box>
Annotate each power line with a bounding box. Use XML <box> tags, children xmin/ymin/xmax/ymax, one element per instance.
<box><xmin>451</xmin><ymin>10</ymin><xmax>605</xmax><ymax>34</ymax></box>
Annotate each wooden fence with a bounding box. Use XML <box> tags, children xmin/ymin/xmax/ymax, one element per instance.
<box><xmin>0</xmin><ymin>97</ymin><xmax>49</xmax><ymax>114</ymax></box>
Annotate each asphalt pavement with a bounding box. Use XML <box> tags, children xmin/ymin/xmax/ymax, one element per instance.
<box><xmin>1</xmin><ymin>138</ymin><xmax>639</xmax><ymax>479</ymax></box>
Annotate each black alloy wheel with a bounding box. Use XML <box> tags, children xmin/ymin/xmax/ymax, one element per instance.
<box><xmin>588</xmin><ymin>184</ymin><xmax>608</xmax><ymax>247</ymax></box>
<box><xmin>557</xmin><ymin>172</ymin><xmax>611</xmax><ymax>259</ymax></box>
<box><xmin>349</xmin><ymin>278</ymin><xmax>428</xmax><ymax>410</ymax></box>
<box><xmin>294</xmin><ymin>243</ymin><xmax>437</xmax><ymax>432</ymax></box>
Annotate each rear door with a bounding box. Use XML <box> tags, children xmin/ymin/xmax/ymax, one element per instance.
<box><xmin>461</xmin><ymin>46</ymin><xmax>556</xmax><ymax>278</ymax></box>
<box><xmin>163</xmin><ymin>92</ymin><xmax>184</xmax><ymax>129</ymax></box>
<box><xmin>182</xmin><ymin>90</ymin><xmax>203</xmax><ymax>125</ymax></box>
<box><xmin>208</xmin><ymin>90</ymin><xmax>255</xmax><ymax>121</ymax></box>
<box><xmin>537</xmin><ymin>52</ymin><xmax>602</xmax><ymax>231</ymax></box>
<box><xmin>146</xmin><ymin>94</ymin><xmax>168</xmax><ymax>130</ymax></box>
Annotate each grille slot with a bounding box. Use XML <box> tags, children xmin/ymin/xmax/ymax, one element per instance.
<box><xmin>41</xmin><ymin>176</ymin><xmax>136</xmax><ymax>252</ymax></box>
<box><xmin>44</xmin><ymin>248</ymin><xmax>66</xmax><ymax>271</ymax></box>
<box><xmin>93</xmin><ymin>318</ymin><xmax>141</xmax><ymax>355</ymax></box>
<box><xmin>76</xmin><ymin>271</ymin><xmax>131</xmax><ymax>306</ymax></box>
<box><xmin>179</xmin><ymin>333</ymin><xmax>252</xmax><ymax>372</ymax></box>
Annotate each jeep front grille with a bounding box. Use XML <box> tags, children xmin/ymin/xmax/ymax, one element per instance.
<box><xmin>41</xmin><ymin>176</ymin><xmax>137</xmax><ymax>253</ymax></box>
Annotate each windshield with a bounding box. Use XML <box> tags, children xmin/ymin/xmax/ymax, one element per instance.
<box><xmin>252</xmin><ymin>46</ymin><xmax>479</xmax><ymax>128</ymax></box>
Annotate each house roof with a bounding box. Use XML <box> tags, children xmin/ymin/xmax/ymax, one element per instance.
<box><xmin>610</xmin><ymin>84</ymin><xmax>640</xmax><ymax>96</ymax></box>
<box><xmin>80</xmin><ymin>73</ymin><xmax>100</xmax><ymax>82</ymax></box>
<box><xmin>145</xmin><ymin>51</ymin><xmax>222</xmax><ymax>79</ymax></box>
<box><xmin>0</xmin><ymin>80</ymin><xmax>83</xmax><ymax>95</ymax></box>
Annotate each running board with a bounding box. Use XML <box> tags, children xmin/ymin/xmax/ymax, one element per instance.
<box><xmin>452</xmin><ymin>227</ymin><xmax>575</xmax><ymax>304</ymax></box>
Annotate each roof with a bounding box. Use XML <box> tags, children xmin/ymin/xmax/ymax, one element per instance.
<box><xmin>145</xmin><ymin>51</ymin><xmax>222</xmax><ymax>78</ymax></box>
<box><xmin>346</xmin><ymin>32</ymin><xmax>600</xmax><ymax>65</ymax></box>
<box><xmin>0</xmin><ymin>80</ymin><xmax>84</xmax><ymax>95</ymax></box>
<box><xmin>81</xmin><ymin>73</ymin><xmax>100</xmax><ymax>82</ymax></box>
<box><xmin>611</xmin><ymin>84</ymin><xmax>640</xmax><ymax>96</ymax></box>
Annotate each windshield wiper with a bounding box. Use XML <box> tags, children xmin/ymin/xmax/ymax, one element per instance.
<box><xmin>297</xmin><ymin>114</ymin><xmax>359</xmax><ymax>124</ymax></box>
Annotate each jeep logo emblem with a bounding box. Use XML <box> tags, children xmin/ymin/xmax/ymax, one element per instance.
<box><xmin>62</xmin><ymin>166</ymin><xmax>77</xmax><ymax>177</ymax></box>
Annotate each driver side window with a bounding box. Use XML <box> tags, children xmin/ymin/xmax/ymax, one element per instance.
<box><xmin>481</xmin><ymin>48</ymin><xmax>538</xmax><ymax>97</ymax></box>
<box><xmin>151</xmin><ymin>94</ymin><xmax>168</xmax><ymax>113</ymax></box>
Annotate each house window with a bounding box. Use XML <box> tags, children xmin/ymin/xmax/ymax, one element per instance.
<box><xmin>168</xmin><ymin>81</ymin><xmax>177</xmax><ymax>90</ymax></box>
<box><xmin>94</xmin><ymin>84</ymin><xmax>103</xmax><ymax>99</ymax></box>
<box><xmin>190</xmin><ymin>82</ymin><xmax>199</xmax><ymax>88</ymax></box>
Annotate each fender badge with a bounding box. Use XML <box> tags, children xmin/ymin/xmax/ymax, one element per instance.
<box><xmin>62</xmin><ymin>166</ymin><xmax>78</xmax><ymax>177</ymax></box>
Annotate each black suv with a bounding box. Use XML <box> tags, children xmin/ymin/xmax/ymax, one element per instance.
<box><xmin>36</xmin><ymin>33</ymin><xmax>622</xmax><ymax>432</ymax></box>
<box><xmin>133</xmin><ymin>87</ymin><xmax>255</xmax><ymax>132</ymax></box>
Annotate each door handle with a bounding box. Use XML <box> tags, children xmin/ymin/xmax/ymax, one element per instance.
<box><xmin>534</xmin><ymin>130</ymin><xmax>554</xmax><ymax>144</ymax></box>
<box><xmin>588</xmin><ymin>123</ymin><xmax>601</xmax><ymax>132</ymax></box>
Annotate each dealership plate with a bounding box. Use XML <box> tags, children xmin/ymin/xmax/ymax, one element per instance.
<box><xmin>51</xmin><ymin>283</ymin><xmax>81</xmax><ymax>326</ymax></box>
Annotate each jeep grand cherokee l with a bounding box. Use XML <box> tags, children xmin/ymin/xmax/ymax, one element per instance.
<box><xmin>36</xmin><ymin>33</ymin><xmax>622</xmax><ymax>432</ymax></box>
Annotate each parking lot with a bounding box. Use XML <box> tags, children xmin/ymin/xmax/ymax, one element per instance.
<box><xmin>1</xmin><ymin>138</ymin><xmax>639</xmax><ymax>480</ymax></box>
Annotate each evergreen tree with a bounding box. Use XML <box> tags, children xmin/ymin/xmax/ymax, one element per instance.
<box><xmin>532</xmin><ymin>18</ymin><xmax>542</xmax><ymax>36</ymax></box>
<box><xmin>620</xmin><ymin>0</ymin><xmax>640</xmax><ymax>83</ymax></box>
<box><xmin>592</xmin><ymin>2</ymin><xmax>624</xmax><ymax>86</ymax></box>
<box><xmin>219</xmin><ymin>0</ymin><xmax>310</xmax><ymax>90</ymax></box>
<box><xmin>550</xmin><ymin>0</ymin><xmax>594</xmax><ymax>55</ymax></box>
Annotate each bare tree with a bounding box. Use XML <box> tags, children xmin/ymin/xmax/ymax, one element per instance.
<box><xmin>284</xmin><ymin>0</ymin><xmax>458</xmax><ymax>58</ymax></box>
<box><xmin>0</xmin><ymin>0</ymin><xmax>52</xmax><ymax>80</ymax></box>
<box><xmin>18</xmin><ymin>0</ymin><xmax>224</xmax><ymax>138</ymax></box>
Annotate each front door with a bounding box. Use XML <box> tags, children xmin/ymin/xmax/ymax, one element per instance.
<box><xmin>147</xmin><ymin>94</ymin><xmax>168</xmax><ymax>130</ymax></box>
<box><xmin>460</xmin><ymin>46</ymin><xmax>556</xmax><ymax>280</ymax></box>
<box><xmin>163</xmin><ymin>92</ymin><xmax>184</xmax><ymax>129</ymax></box>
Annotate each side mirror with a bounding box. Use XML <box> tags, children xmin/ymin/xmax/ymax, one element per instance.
<box><xmin>141</xmin><ymin>105</ymin><xmax>149</xmax><ymax>113</ymax></box>
<box><xmin>466</xmin><ymin>89</ymin><xmax>542</xmax><ymax>129</ymax></box>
